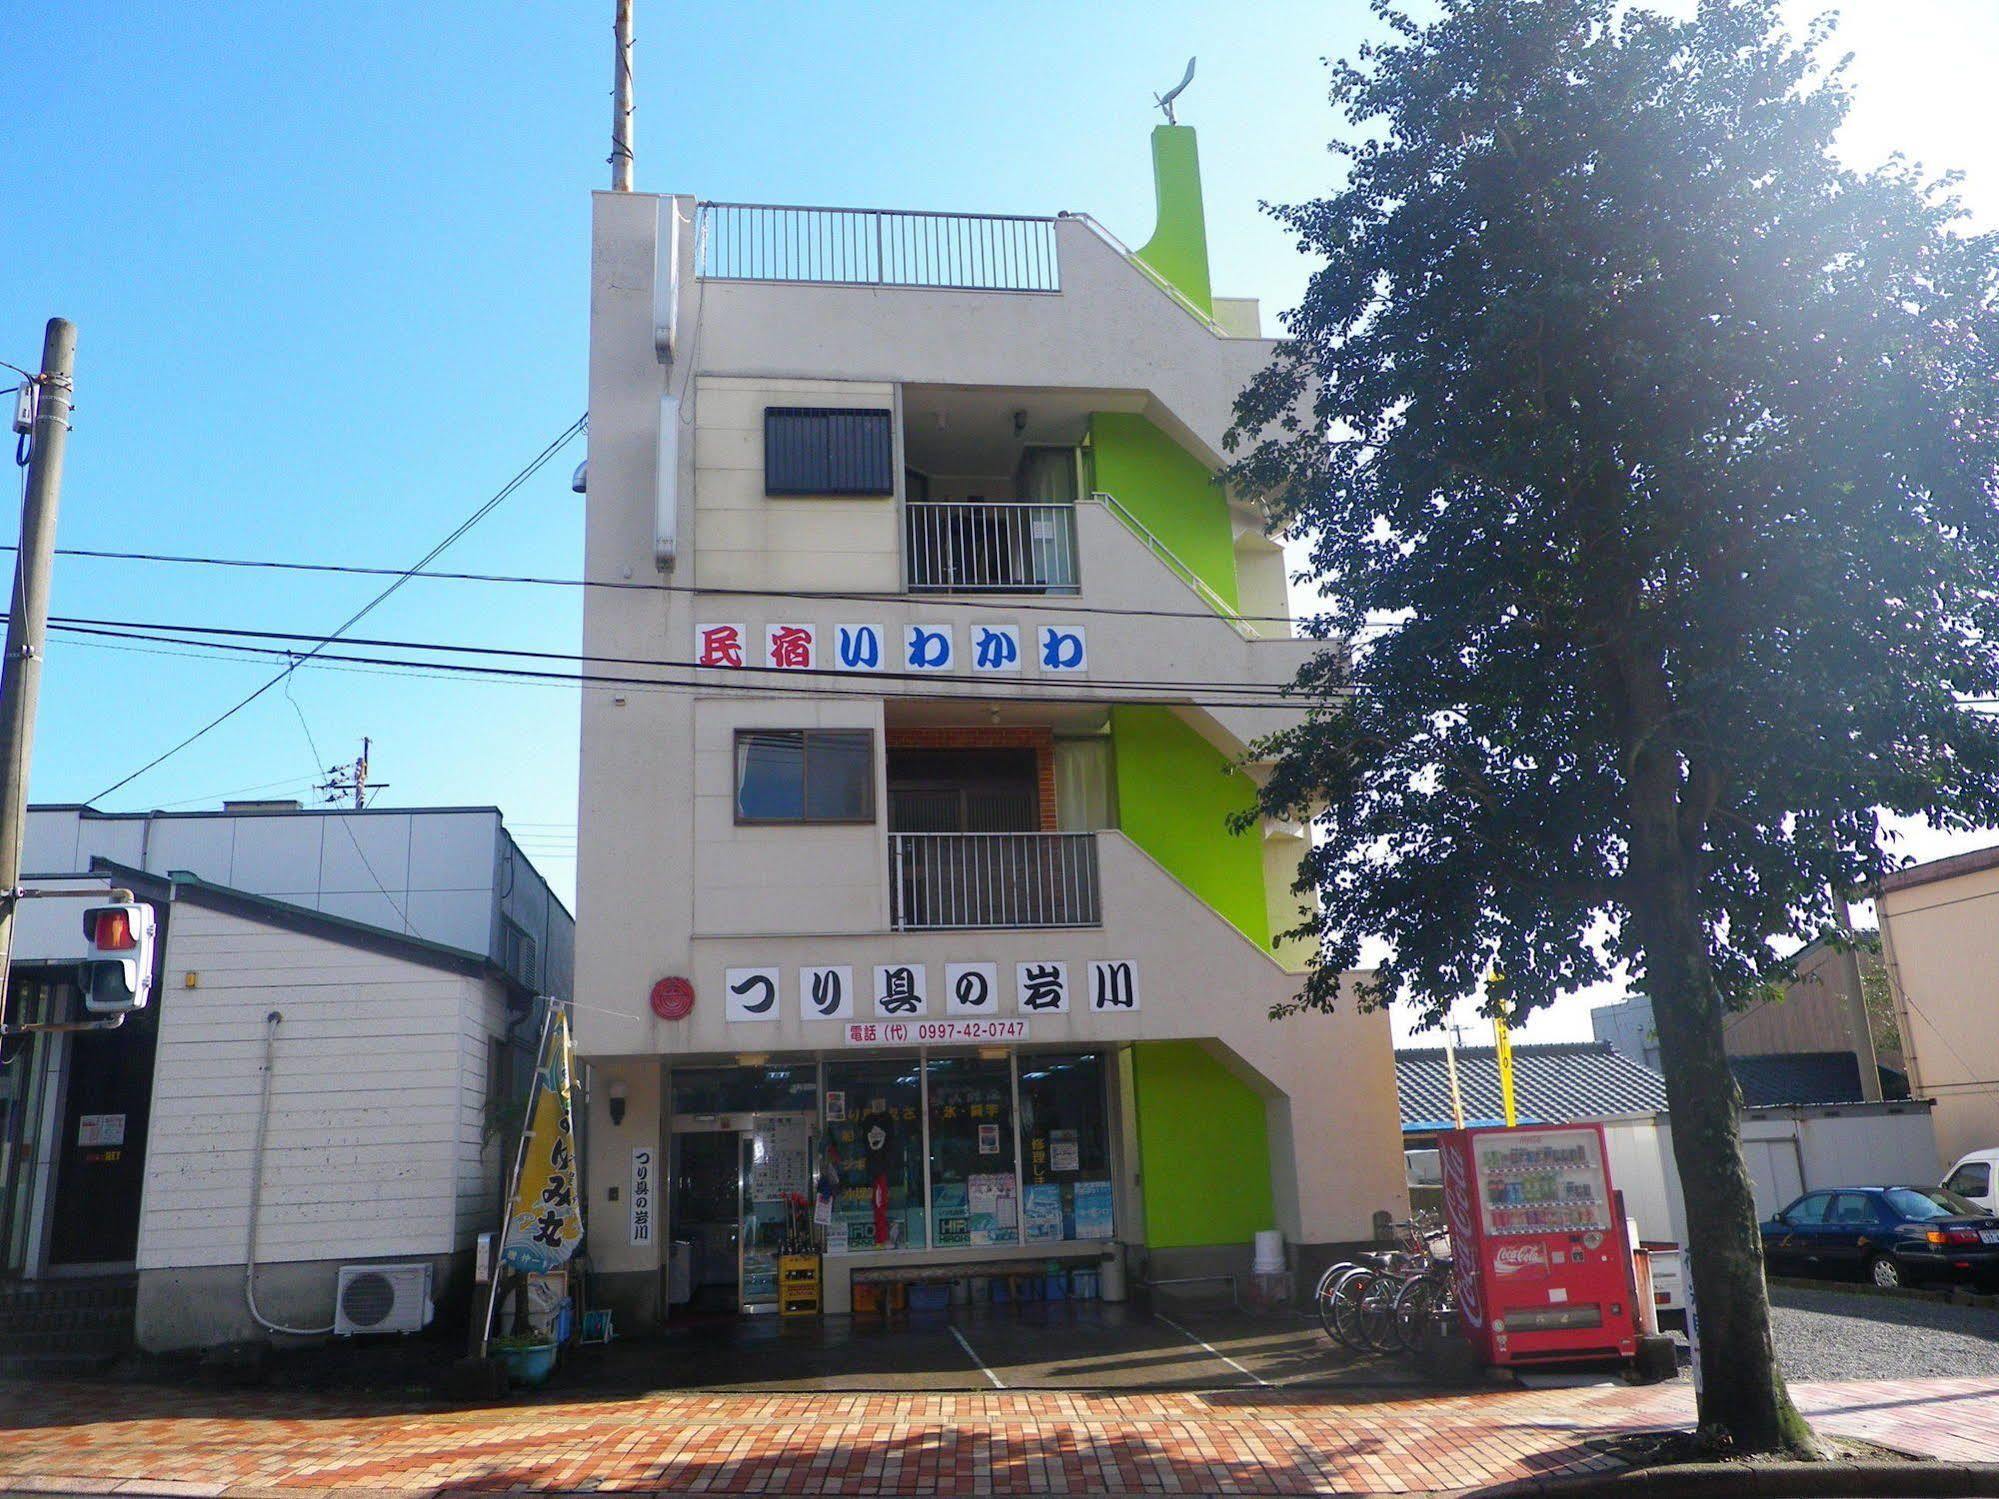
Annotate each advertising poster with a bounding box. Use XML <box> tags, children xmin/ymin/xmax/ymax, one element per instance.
<box><xmin>1024</xmin><ymin>1183</ymin><xmax>1064</xmax><ymax>1242</ymax></box>
<box><xmin>1073</xmin><ymin>1180</ymin><xmax>1114</xmax><ymax>1240</ymax></box>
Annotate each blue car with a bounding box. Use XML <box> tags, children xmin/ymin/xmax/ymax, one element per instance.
<box><xmin>1761</xmin><ymin>1186</ymin><xmax>1999</xmax><ymax>1289</ymax></box>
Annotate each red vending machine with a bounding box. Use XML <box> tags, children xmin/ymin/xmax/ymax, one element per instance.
<box><xmin>1439</xmin><ymin>1122</ymin><xmax>1641</xmax><ymax>1367</ymax></box>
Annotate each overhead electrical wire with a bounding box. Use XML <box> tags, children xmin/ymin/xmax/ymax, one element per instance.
<box><xmin>31</xmin><ymin>609</ymin><xmax>1328</xmax><ymax>701</ymax></box>
<box><xmin>42</xmin><ymin>617</ymin><xmax>1331</xmax><ymax>713</ymax></box>
<box><xmin>83</xmin><ymin>414</ymin><xmax>587</xmax><ymax>804</ymax></box>
<box><xmin>2</xmin><ymin>540</ymin><xmax>1381</xmax><ymax>629</ymax></box>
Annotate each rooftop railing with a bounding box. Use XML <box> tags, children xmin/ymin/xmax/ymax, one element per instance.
<box><xmin>697</xmin><ymin>202</ymin><xmax>1061</xmax><ymax>292</ymax></box>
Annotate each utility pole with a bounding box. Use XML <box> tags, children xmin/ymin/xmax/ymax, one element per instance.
<box><xmin>317</xmin><ymin>737</ymin><xmax>386</xmax><ymax>810</ymax></box>
<box><xmin>610</xmin><ymin>0</ymin><xmax>635</xmax><ymax>191</ymax></box>
<box><xmin>0</xmin><ymin>318</ymin><xmax>77</xmax><ymax>1004</ymax></box>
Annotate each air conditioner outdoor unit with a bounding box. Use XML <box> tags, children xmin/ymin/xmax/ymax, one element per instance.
<box><xmin>333</xmin><ymin>1262</ymin><xmax>434</xmax><ymax>1337</ymax></box>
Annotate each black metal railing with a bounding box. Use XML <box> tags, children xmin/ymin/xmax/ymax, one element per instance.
<box><xmin>698</xmin><ymin>203</ymin><xmax>1061</xmax><ymax>291</ymax></box>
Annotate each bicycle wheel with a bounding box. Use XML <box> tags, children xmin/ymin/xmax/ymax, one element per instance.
<box><xmin>1358</xmin><ymin>1273</ymin><xmax>1405</xmax><ymax>1352</ymax></box>
<box><xmin>1392</xmin><ymin>1275</ymin><xmax>1436</xmax><ymax>1353</ymax></box>
<box><xmin>1314</xmin><ymin>1262</ymin><xmax>1357</xmax><ymax>1344</ymax></box>
<box><xmin>1330</xmin><ymin>1267</ymin><xmax>1378</xmax><ymax>1349</ymax></box>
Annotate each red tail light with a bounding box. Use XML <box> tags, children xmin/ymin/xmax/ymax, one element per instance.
<box><xmin>87</xmin><ymin>908</ymin><xmax>135</xmax><ymax>950</ymax></box>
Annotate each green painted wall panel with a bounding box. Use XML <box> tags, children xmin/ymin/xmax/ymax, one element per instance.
<box><xmin>1089</xmin><ymin>412</ymin><xmax>1239</xmax><ymax>610</ymax></box>
<box><xmin>1133</xmin><ymin>125</ymin><xmax>1213</xmax><ymax>317</ymax></box>
<box><xmin>1133</xmin><ymin>1041</ymin><xmax>1274</xmax><ymax>1248</ymax></box>
<box><xmin>1110</xmin><ymin>704</ymin><xmax>1268</xmax><ymax>948</ymax></box>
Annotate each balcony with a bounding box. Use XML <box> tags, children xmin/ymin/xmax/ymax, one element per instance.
<box><xmin>889</xmin><ymin>832</ymin><xmax>1101</xmax><ymax>931</ymax></box>
<box><xmin>905</xmin><ymin>501</ymin><xmax>1079</xmax><ymax>595</ymax></box>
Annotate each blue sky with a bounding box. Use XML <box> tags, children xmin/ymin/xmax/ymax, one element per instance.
<box><xmin>5</xmin><ymin>2</ymin><xmax>1996</xmax><ymax>1036</ymax></box>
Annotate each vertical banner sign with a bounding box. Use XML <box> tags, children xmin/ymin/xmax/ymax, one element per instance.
<box><xmin>1493</xmin><ymin>997</ymin><xmax>1517</xmax><ymax>1129</ymax></box>
<box><xmin>629</xmin><ymin>1146</ymin><xmax>654</xmax><ymax>1246</ymax></box>
<box><xmin>499</xmin><ymin>1012</ymin><xmax>584</xmax><ymax>1272</ymax></box>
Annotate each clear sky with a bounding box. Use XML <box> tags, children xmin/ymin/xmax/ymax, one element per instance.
<box><xmin>4</xmin><ymin>1</ymin><xmax>1995</xmax><ymax>1039</ymax></box>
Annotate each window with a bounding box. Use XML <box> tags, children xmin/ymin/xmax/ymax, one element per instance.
<box><xmin>1828</xmin><ymin>1192</ymin><xmax>1879</xmax><ymax>1227</ymax></box>
<box><xmin>1782</xmin><ymin>1193</ymin><xmax>1830</xmax><ymax>1225</ymax></box>
<box><xmin>500</xmin><ymin>917</ymin><xmax>539</xmax><ymax>990</ymax></box>
<box><xmin>1946</xmin><ymin>1162</ymin><xmax>1992</xmax><ymax>1200</ymax></box>
<box><xmin>1884</xmin><ymin>1186</ymin><xmax>1983</xmax><ymax>1221</ymax></box>
<box><xmin>734</xmin><ymin>730</ymin><xmax>874</xmax><ymax>824</ymax></box>
<box><xmin>764</xmin><ymin>408</ymin><xmax>894</xmax><ymax>496</ymax></box>
<box><xmin>823</xmin><ymin>1059</ymin><xmax>927</xmax><ymax>1252</ymax></box>
<box><xmin>927</xmin><ymin>1056</ymin><xmax>1017</xmax><ymax>1247</ymax></box>
<box><xmin>1018</xmin><ymin>1052</ymin><xmax>1115</xmax><ymax>1241</ymax></box>
<box><xmin>670</xmin><ymin>1065</ymin><xmax>818</xmax><ymax>1116</ymax></box>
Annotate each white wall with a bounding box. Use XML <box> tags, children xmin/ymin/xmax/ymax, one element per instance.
<box><xmin>1600</xmin><ymin>1105</ymin><xmax>1942</xmax><ymax>1243</ymax></box>
<box><xmin>136</xmin><ymin>898</ymin><xmax>504</xmax><ymax>1272</ymax></box>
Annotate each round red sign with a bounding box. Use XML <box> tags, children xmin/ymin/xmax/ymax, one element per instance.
<box><xmin>650</xmin><ymin>976</ymin><xmax>694</xmax><ymax>1021</ymax></box>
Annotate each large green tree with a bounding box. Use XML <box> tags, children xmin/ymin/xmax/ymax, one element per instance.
<box><xmin>1229</xmin><ymin>0</ymin><xmax>1999</xmax><ymax>1455</ymax></box>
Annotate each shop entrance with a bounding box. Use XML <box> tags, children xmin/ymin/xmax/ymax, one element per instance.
<box><xmin>668</xmin><ymin>1112</ymin><xmax>815</xmax><ymax>1315</ymax></box>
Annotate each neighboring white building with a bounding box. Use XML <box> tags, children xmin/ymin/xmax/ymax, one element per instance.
<box><xmin>0</xmin><ymin>803</ymin><xmax>572</xmax><ymax>1354</ymax></box>
<box><xmin>573</xmin><ymin>126</ymin><xmax>1409</xmax><ymax>1323</ymax></box>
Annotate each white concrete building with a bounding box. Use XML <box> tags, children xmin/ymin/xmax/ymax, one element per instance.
<box><xmin>574</xmin><ymin>126</ymin><xmax>1408</xmax><ymax>1324</ymax></box>
<box><xmin>0</xmin><ymin>803</ymin><xmax>571</xmax><ymax>1352</ymax></box>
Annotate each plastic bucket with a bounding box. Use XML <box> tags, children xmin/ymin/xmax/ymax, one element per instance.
<box><xmin>968</xmin><ymin>1275</ymin><xmax>992</xmax><ymax>1302</ymax></box>
<box><xmin>1010</xmin><ymin>1274</ymin><xmax>1041</xmax><ymax>1303</ymax></box>
<box><xmin>1070</xmin><ymin>1268</ymin><xmax>1099</xmax><ymax>1300</ymax></box>
<box><xmin>1043</xmin><ymin>1272</ymin><xmax>1069</xmax><ymax>1301</ymax></box>
<box><xmin>852</xmin><ymin>1282</ymin><xmax>885</xmax><ymax>1317</ymax></box>
<box><xmin>909</xmin><ymin>1282</ymin><xmax>950</xmax><ymax>1313</ymax></box>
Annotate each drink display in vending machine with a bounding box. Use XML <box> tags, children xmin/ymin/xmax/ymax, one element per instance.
<box><xmin>1439</xmin><ymin>1122</ymin><xmax>1641</xmax><ymax>1367</ymax></box>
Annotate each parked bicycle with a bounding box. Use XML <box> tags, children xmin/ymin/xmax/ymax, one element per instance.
<box><xmin>1314</xmin><ymin>1215</ymin><xmax>1454</xmax><ymax>1356</ymax></box>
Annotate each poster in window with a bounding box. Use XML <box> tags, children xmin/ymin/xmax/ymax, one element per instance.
<box><xmin>824</xmin><ymin>1090</ymin><xmax>846</xmax><ymax>1123</ymax></box>
<box><xmin>1073</xmin><ymin>1180</ymin><xmax>1115</xmax><ymax>1240</ymax></box>
<box><xmin>1049</xmin><ymin>1128</ymin><xmax>1080</xmax><ymax>1173</ymax></box>
<box><xmin>933</xmin><ymin>1181</ymin><xmax>970</xmax><ymax>1246</ymax></box>
<box><xmin>978</xmin><ymin>1122</ymin><xmax>1000</xmax><ymax>1155</ymax></box>
<box><xmin>1024</xmin><ymin>1184</ymin><xmax>1064</xmax><ymax>1242</ymax></box>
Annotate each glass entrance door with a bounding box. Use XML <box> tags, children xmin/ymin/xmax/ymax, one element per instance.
<box><xmin>738</xmin><ymin>1114</ymin><xmax>812</xmax><ymax>1316</ymax></box>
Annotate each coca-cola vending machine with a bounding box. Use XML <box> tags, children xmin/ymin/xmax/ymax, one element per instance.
<box><xmin>1439</xmin><ymin>1122</ymin><xmax>1641</xmax><ymax>1367</ymax></box>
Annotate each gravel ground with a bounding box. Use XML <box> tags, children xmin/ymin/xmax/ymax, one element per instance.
<box><xmin>1758</xmin><ymin>1284</ymin><xmax>1999</xmax><ymax>1380</ymax></box>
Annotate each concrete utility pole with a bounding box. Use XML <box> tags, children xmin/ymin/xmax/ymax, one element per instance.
<box><xmin>0</xmin><ymin>318</ymin><xmax>77</xmax><ymax>1000</ymax></box>
<box><xmin>610</xmin><ymin>0</ymin><xmax>635</xmax><ymax>191</ymax></box>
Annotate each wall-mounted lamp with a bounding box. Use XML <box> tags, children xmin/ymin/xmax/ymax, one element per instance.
<box><xmin>607</xmin><ymin>1078</ymin><xmax>628</xmax><ymax>1127</ymax></box>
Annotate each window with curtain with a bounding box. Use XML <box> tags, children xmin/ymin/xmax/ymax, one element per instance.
<box><xmin>1054</xmin><ymin>736</ymin><xmax>1117</xmax><ymax>831</ymax></box>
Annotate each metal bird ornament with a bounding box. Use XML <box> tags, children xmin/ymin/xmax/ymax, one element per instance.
<box><xmin>1155</xmin><ymin>57</ymin><xmax>1196</xmax><ymax>125</ymax></box>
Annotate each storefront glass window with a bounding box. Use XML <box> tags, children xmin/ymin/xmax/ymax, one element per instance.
<box><xmin>670</xmin><ymin>1065</ymin><xmax>818</xmax><ymax>1117</ymax></box>
<box><xmin>1018</xmin><ymin>1052</ymin><xmax>1115</xmax><ymax>1242</ymax></box>
<box><xmin>926</xmin><ymin>1057</ymin><xmax>1018</xmax><ymax>1247</ymax></box>
<box><xmin>821</xmin><ymin>1059</ymin><xmax>927</xmax><ymax>1252</ymax></box>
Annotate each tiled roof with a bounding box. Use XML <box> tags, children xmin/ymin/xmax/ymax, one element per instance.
<box><xmin>1395</xmin><ymin>1040</ymin><xmax>1669</xmax><ymax>1132</ymax></box>
<box><xmin>1727</xmin><ymin>1051</ymin><xmax>1868</xmax><ymax>1107</ymax></box>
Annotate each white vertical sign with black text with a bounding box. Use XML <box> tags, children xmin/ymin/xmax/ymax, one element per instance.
<box><xmin>630</xmin><ymin>1146</ymin><xmax>655</xmax><ymax>1246</ymax></box>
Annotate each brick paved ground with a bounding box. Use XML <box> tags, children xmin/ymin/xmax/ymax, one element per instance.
<box><xmin>0</xmin><ymin>1376</ymin><xmax>1994</xmax><ymax>1496</ymax></box>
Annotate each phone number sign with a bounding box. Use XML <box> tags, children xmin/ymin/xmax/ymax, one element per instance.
<box><xmin>844</xmin><ymin>1019</ymin><xmax>1030</xmax><ymax>1047</ymax></box>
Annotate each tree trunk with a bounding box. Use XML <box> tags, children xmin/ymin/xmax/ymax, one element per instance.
<box><xmin>1626</xmin><ymin>784</ymin><xmax>1817</xmax><ymax>1455</ymax></box>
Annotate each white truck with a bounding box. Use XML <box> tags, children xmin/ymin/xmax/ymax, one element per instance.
<box><xmin>1943</xmin><ymin>1149</ymin><xmax>1999</xmax><ymax>1216</ymax></box>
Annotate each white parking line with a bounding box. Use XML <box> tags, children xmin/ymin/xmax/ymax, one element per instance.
<box><xmin>1157</xmin><ymin>1314</ymin><xmax>1275</xmax><ymax>1388</ymax></box>
<box><xmin>950</xmin><ymin>1324</ymin><xmax>1006</xmax><ymax>1389</ymax></box>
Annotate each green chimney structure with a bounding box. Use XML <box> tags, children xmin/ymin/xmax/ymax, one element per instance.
<box><xmin>1133</xmin><ymin>124</ymin><xmax>1214</xmax><ymax>318</ymax></box>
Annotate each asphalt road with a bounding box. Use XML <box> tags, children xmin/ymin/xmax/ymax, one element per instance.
<box><xmin>1763</xmin><ymin>1284</ymin><xmax>1999</xmax><ymax>1381</ymax></box>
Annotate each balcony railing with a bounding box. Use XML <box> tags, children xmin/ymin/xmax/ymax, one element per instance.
<box><xmin>890</xmin><ymin>833</ymin><xmax>1101</xmax><ymax>931</ymax></box>
<box><xmin>697</xmin><ymin>203</ymin><xmax>1061</xmax><ymax>291</ymax></box>
<box><xmin>905</xmin><ymin>500</ymin><xmax>1079</xmax><ymax>595</ymax></box>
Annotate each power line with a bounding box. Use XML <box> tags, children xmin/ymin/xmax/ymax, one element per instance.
<box><xmin>42</xmin><ymin>623</ymin><xmax>1327</xmax><ymax>715</ymax></box>
<box><xmin>5</xmin><ymin>540</ymin><xmax>1362</xmax><ymax>629</ymax></box>
<box><xmin>33</xmin><ymin>610</ymin><xmax>1323</xmax><ymax>701</ymax></box>
<box><xmin>84</xmin><ymin>414</ymin><xmax>586</xmax><ymax>804</ymax></box>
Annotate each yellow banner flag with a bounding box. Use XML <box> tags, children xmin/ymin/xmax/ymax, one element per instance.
<box><xmin>1492</xmin><ymin>980</ymin><xmax>1517</xmax><ymax>1128</ymax></box>
<box><xmin>499</xmin><ymin>1010</ymin><xmax>583</xmax><ymax>1273</ymax></box>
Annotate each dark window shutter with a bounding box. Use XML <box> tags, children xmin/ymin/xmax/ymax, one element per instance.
<box><xmin>764</xmin><ymin>408</ymin><xmax>893</xmax><ymax>495</ymax></box>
